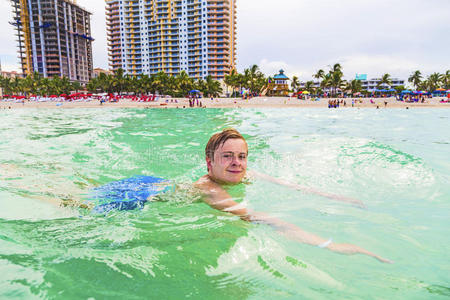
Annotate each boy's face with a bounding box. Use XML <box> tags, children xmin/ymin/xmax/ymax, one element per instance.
<box><xmin>207</xmin><ymin>138</ymin><xmax>248</xmax><ymax>184</ymax></box>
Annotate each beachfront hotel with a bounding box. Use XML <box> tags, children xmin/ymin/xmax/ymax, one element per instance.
<box><xmin>299</xmin><ymin>76</ymin><xmax>405</xmax><ymax>93</ymax></box>
<box><xmin>106</xmin><ymin>0</ymin><xmax>237</xmax><ymax>80</ymax></box>
<box><xmin>360</xmin><ymin>78</ymin><xmax>405</xmax><ymax>92</ymax></box>
<box><xmin>9</xmin><ymin>0</ymin><xmax>94</xmax><ymax>83</ymax></box>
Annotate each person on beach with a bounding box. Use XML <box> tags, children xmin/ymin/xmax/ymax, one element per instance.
<box><xmin>194</xmin><ymin>128</ymin><xmax>391</xmax><ymax>263</ymax></box>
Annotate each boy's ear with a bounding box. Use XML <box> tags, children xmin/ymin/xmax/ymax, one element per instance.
<box><xmin>206</xmin><ymin>157</ymin><xmax>212</xmax><ymax>172</ymax></box>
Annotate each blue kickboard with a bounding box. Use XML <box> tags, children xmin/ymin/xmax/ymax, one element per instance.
<box><xmin>89</xmin><ymin>175</ymin><xmax>170</xmax><ymax>213</ymax></box>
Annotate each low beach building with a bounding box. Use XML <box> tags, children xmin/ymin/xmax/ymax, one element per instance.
<box><xmin>298</xmin><ymin>76</ymin><xmax>405</xmax><ymax>94</ymax></box>
<box><xmin>0</xmin><ymin>70</ymin><xmax>24</xmax><ymax>97</ymax></box>
<box><xmin>360</xmin><ymin>78</ymin><xmax>405</xmax><ymax>92</ymax></box>
<box><xmin>266</xmin><ymin>70</ymin><xmax>290</xmax><ymax>96</ymax></box>
<box><xmin>1</xmin><ymin>70</ymin><xmax>24</xmax><ymax>79</ymax></box>
<box><xmin>93</xmin><ymin>68</ymin><xmax>114</xmax><ymax>78</ymax></box>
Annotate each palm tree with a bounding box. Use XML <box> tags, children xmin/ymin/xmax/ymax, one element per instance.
<box><xmin>153</xmin><ymin>71</ymin><xmax>170</xmax><ymax>95</ymax></box>
<box><xmin>320</xmin><ymin>63</ymin><xmax>344</xmax><ymax>96</ymax></box>
<box><xmin>330</xmin><ymin>70</ymin><xmax>344</xmax><ymax>97</ymax></box>
<box><xmin>320</xmin><ymin>73</ymin><xmax>332</xmax><ymax>96</ymax></box>
<box><xmin>248</xmin><ymin>64</ymin><xmax>259</xmax><ymax>79</ymax></box>
<box><xmin>0</xmin><ymin>77</ymin><xmax>14</xmax><ymax>95</ymax></box>
<box><xmin>29</xmin><ymin>72</ymin><xmax>42</xmax><ymax>95</ymax></box>
<box><xmin>13</xmin><ymin>76</ymin><xmax>25</xmax><ymax>95</ymax></box>
<box><xmin>128</xmin><ymin>75</ymin><xmax>141</xmax><ymax>95</ymax></box>
<box><xmin>140</xmin><ymin>74</ymin><xmax>153</xmax><ymax>95</ymax></box>
<box><xmin>440</xmin><ymin>70</ymin><xmax>449</xmax><ymax>90</ymax></box>
<box><xmin>427</xmin><ymin>73</ymin><xmax>442</xmax><ymax>92</ymax></box>
<box><xmin>408</xmin><ymin>70</ymin><xmax>422</xmax><ymax>90</ymax></box>
<box><xmin>241</xmin><ymin>65</ymin><xmax>267</xmax><ymax>94</ymax></box>
<box><xmin>39</xmin><ymin>77</ymin><xmax>51</xmax><ymax>95</ymax></box>
<box><xmin>394</xmin><ymin>85</ymin><xmax>406</xmax><ymax>94</ymax></box>
<box><xmin>176</xmin><ymin>70</ymin><xmax>194</xmax><ymax>96</ymax></box>
<box><xmin>345</xmin><ymin>79</ymin><xmax>362</xmax><ymax>95</ymax></box>
<box><xmin>331</xmin><ymin>63</ymin><xmax>342</xmax><ymax>74</ymax></box>
<box><xmin>224</xmin><ymin>69</ymin><xmax>237</xmax><ymax>96</ymax></box>
<box><xmin>304</xmin><ymin>81</ymin><xmax>315</xmax><ymax>93</ymax></box>
<box><xmin>195</xmin><ymin>78</ymin><xmax>206</xmax><ymax>94</ymax></box>
<box><xmin>202</xmin><ymin>75</ymin><xmax>222</xmax><ymax>97</ymax></box>
<box><xmin>112</xmin><ymin>68</ymin><xmax>127</xmax><ymax>94</ymax></box>
<box><xmin>291</xmin><ymin>76</ymin><xmax>300</xmax><ymax>93</ymax></box>
<box><xmin>377</xmin><ymin>73</ymin><xmax>392</xmax><ymax>89</ymax></box>
<box><xmin>71</xmin><ymin>80</ymin><xmax>81</xmax><ymax>94</ymax></box>
<box><xmin>21</xmin><ymin>75</ymin><xmax>34</xmax><ymax>96</ymax></box>
<box><xmin>314</xmin><ymin>69</ymin><xmax>325</xmax><ymax>85</ymax></box>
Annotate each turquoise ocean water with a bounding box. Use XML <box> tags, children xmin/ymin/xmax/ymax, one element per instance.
<box><xmin>0</xmin><ymin>108</ymin><xmax>449</xmax><ymax>299</ymax></box>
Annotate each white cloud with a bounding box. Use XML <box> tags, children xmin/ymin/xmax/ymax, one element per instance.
<box><xmin>258</xmin><ymin>59</ymin><xmax>308</xmax><ymax>80</ymax></box>
<box><xmin>237</xmin><ymin>0</ymin><xmax>450</xmax><ymax>80</ymax></box>
<box><xmin>338</xmin><ymin>55</ymin><xmax>419</xmax><ymax>79</ymax></box>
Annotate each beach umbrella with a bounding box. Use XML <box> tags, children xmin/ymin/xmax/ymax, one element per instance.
<box><xmin>189</xmin><ymin>90</ymin><xmax>200</xmax><ymax>93</ymax></box>
<box><xmin>436</xmin><ymin>88</ymin><xmax>445</xmax><ymax>91</ymax></box>
<box><xmin>401</xmin><ymin>90</ymin><xmax>411</xmax><ymax>94</ymax></box>
<box><xmin>302</xmin><ymin>91</ymin><xmax>310</xmax><ymax>94</ymax></box>
<box><xmin>50</xmin><ymin>95</ymin><xmax>58</xmax><ymax>98</ymax></box>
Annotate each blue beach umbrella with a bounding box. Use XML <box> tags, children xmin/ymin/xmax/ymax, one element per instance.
<box><xmin>401</xmin><ymin>90</ymin><xmax>411</xmax><ymax>94</ymax></box>
<box><xmin>189</xmin><ymin>90</ymin><xmax>200</xmax><ymax>94</ymax></box>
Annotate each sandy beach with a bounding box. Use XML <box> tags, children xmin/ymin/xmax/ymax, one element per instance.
<box><xmin>1</xmin><ymin>96</ymin><xmax>449</xmax><ymax>109</ymax></box>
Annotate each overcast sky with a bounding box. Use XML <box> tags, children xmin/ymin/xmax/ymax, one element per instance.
<box><xmin>1</xmin><ymin>0</ymin><xmax>449</xmax><ymax>83</ymax></box>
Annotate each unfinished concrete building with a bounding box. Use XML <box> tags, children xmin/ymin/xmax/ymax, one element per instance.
<box><xmin>9</xmin><ymin>0</ymin><xmax>94</xmax><ymax>83</ymax></box>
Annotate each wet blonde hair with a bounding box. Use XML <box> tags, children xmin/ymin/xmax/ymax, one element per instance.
<box><xmin>205</xmin><ymin>129</ymin><xmax>247</xmax><ymax>170</ymax></box>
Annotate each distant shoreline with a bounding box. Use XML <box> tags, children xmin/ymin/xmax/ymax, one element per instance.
<box><xmin>1</xmin><ymin>96</ymin><xmax>449</xmax><ymax>109</ymax></box>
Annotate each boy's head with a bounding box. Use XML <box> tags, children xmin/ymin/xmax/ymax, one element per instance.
<box><xmin>205</xmin><ymin>129</ymin><xmax>248</xmax><ymax>184</ymax></box>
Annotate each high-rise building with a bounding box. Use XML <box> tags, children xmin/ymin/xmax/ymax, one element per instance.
<box><xmin>9</xmin><ymin>0</ymin><xmax>94</xmax><ymax>83</ymax></box>
<box><xmin>106</xmin><ymin>0</ymin><xmax>237</xmax><ymax>80</ymax></box>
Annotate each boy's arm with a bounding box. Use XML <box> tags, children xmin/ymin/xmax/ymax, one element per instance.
<box><xmin>195</xmin><ymin>178</ymin><xmax>391</xmax><ymax>263</ymax></box>
<box><xmin>249</xmin><ymin>170</ymin><xmax>366</xmax><ymax>208</ymax></box>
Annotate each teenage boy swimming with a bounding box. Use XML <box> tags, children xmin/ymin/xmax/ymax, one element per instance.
<box><xmin>195</xmin><ymin>128</ymin><xmax>391</xmax><ymax>263</ymax></box>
